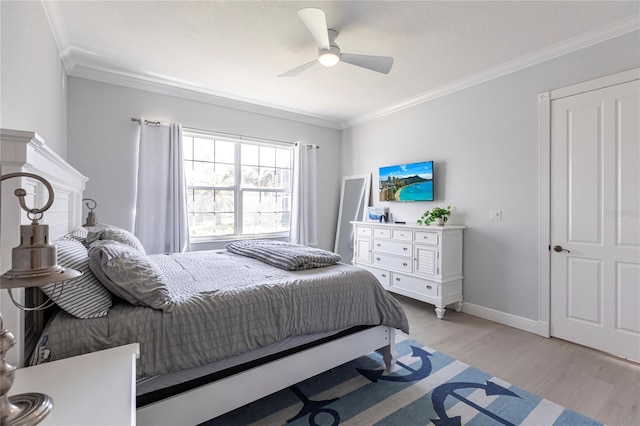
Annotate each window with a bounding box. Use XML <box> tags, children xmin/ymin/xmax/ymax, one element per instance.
<box><xmin>183</xmin><ymin>131</ymin><xmax>292</xmax><ymax>240</ymax></box>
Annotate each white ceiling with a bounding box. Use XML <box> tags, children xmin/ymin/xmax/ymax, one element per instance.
<box><xmin>43</xmin><ymin>1</ymin><xmax>639</xmax><ymax>128</ymax></box>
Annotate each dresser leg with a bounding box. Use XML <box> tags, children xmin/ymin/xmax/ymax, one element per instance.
<box><xmin>435</xmin><ymin>307</ymin><xmax>445</xmax><ymax>319</ymax></box>
<box><xmin>454</xmin><ymin>300</ymin><xmax>463</xmax><ymax>312</ymax></box>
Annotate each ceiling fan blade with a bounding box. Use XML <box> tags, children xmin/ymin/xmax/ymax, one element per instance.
<box><xmin>298</xmin><ymin>8</ymin><xmax>330</xmax><ymax>50</ymax></box>
<box><xmin>340</xmin><ymin>53</ymin><xmax>394</xmax><ymax>74</ymax></box>
<box><xmin>277</xmin><ymin>59</ymin><xmax>318</xmax><ymax>77</ymax></box>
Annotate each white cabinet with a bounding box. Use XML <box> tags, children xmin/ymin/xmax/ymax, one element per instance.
<box><xmin>351</xmin><ymin>221</ymin><xmax>464</xmax><ymax>319</ymax></box>
<box><xmin>11</xmin><ymin>344</ymin><xmax>139</xmax><ymax>425</ymax></box>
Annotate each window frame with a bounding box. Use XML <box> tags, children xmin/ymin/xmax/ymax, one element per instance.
<box><xmin>183</xmin><ymin>130</ymin><xmax>293</xmax><ymax>243</ymax></box>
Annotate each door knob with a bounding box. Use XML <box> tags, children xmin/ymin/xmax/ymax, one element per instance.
<box><xmin>553</xmin><ymin>245</ymin><xmax>570</xmax><ymax>253</ymax></box>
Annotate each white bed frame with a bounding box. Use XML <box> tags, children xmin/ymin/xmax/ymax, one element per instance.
<box><xmin>1</xmin><ymin>129</ymin><xmax>399</xmax><ymax>425</ymax></box>
<box><xmin>137</xmin><ymin>325</ymin><xmax>396</xmax><ymax>425</ymax></box>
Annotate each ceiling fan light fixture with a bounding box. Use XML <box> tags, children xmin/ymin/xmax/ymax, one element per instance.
<box><xmin>280</xmin><ymin>9</ymin><xmax>394</xmax><ymax>77</ymax></box>
<box><xmin>318</xmin><ymin>46</ymin><xmax>340</xmax><ymax>67</ymax></box>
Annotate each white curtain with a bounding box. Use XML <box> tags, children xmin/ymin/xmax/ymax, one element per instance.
<box><xmin>289</xmin><ymin>142</ymin><xmax>318</xmax><ymax>246</ymax></box>
<box><xmin>134</xmin><ymin>121</ymin><xmax>188</xmax><ymax>254</ymax></box>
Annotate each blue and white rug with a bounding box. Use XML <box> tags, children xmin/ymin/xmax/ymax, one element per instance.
<box><xmin>206</xmin><ymin>334</ymin><xmax>601</xmax><ymax>425</ymax></box>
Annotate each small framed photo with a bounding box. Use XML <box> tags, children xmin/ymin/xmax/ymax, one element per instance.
<box><xmin>367</xmin><ymin>207</ymin><xmax>389</xmax><ymax>222</ymax></box>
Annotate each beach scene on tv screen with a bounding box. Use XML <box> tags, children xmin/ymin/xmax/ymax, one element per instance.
<box><xmin>379</xmin><ymin>161</ymin><xmax>433</xmax><ymax>201</ymax></box>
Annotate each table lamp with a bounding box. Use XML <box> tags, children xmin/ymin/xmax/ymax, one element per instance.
<box><xmin>82</xmin><ymin>198</ymin><xmax>98</xmax><ymax>228</ymax></box>
<box><xmin>1</xmin><ymin>172</ymin><xmax>82</xmax><ymax>425</ymax></box>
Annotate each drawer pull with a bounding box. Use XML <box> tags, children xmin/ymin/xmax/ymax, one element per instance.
<box><xmin>402</xmin><ymin>262</ymin><xmax>408</xmax><ymax>267</ymax></box>
<box><xmin>403</xmin><ymin>247</ymin><xmax>408</xmax><ymax>251</ymax></box>
<box><xmin>396</xmin><ymin>277</ymin><xmax>401</xmax><ymax>282</ymax></box>
<box><xmin>381</xmin><ymin>274</ymin><xmax>387</xmax><ymax>278</ymax></box>
<box><xmin>376</xmin><ymin>243</ymin><xmax>381</xmax><ymax>247</ymax></box>
<box><xmin>426</xmin><ymin>285</ymin><xmax>432</xmax><ymax>290</ymax></box>
<box><xmin>376</xmin><ymin>257</ymin><xmax>381</xmax><ymax>261</ymax></box>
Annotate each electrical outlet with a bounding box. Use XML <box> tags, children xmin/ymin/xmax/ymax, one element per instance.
<box><xmin>490</xmin><ymin>210</ymin><xmax>503</xmax><ymax>221</ymax></box>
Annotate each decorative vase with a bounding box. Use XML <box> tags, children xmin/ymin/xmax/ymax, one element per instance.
<box><xmin>434</xmin><ymin>217</ymin><xmax>445</xmax><ymax>226</ymax></box>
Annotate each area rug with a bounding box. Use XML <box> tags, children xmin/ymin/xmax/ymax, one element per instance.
<box><xmin>204</xmin><ymin>334</ymin><xmax>602</xmax><ymax>425</ymax></box>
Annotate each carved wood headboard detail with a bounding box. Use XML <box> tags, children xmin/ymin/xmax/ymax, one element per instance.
<box><xmin>1</xmin><ymin>129</ymin><xmax>87</xmax><ymax>367</ymax></box>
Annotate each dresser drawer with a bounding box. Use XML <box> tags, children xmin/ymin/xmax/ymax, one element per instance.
<box><xmin>415</xmin><ymin>231</ymin><xmax>439</xmax><ymax>245</ymax></box>
<box><xmin>357</xmin><ymin>226</ymin><xmax>372</xmax><ymax>237</ymax></box>
<box><xmin>373</xmin><ymin>228</ymin><xmax>391</xmax><ymax>239</ymax></box>
<box><xmin>359</xmin><ymin>266</ymin><xmax>391</xmax><ymax>286</ymax></box>
<box><xmin>373</xmin><ymin>239</ymin><xmax>412</xmax><ymax>256</ymax></box>
<box><xmin>391</xmin><ymin>273</ymin><xmax>438</xmax><ymax>298</ymax></box>
<box><xmin>373</xmin><ymin>254</ymin><xmax>412</xmax><ymax>273</ymax></box>
<box><xmin>392</xmin><ymin>229</ymin><xmax>413</xmax><ymax>241</ymax></box>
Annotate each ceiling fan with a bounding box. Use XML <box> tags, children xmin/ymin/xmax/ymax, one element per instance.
<box><xmin>278</xmin><ymin>8</ymin><xmax>394</xmax><ymax>77</ymax></box>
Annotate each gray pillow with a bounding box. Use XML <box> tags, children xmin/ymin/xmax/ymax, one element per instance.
<box><xmin>87</xmin><ymin>225</ymin><xmax>146</xmax><ymax>254</ymax></box>
<box><xmin>88</xmin><ymin>240</ymin><xmax>172</xmax><ymax>311</ymax></box>
<box><xmin>42</xmin><ymin>239</ymin><xmax>112</xmax><ymax>319</ymax></box>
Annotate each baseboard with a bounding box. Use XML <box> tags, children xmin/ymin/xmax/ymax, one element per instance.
<box><xmin>462</xmin><ymin>303</ymin><xmax>547</xmax><ymax>337</ymax></box>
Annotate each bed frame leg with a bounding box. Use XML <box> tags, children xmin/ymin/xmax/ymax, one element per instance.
<box><xmin>378</xmin><ymin>328</ymin><xmax>398</xmax><ymax>371</ymax></box>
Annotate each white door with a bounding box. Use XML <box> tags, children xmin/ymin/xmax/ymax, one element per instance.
<box><xmin>550</xmin><ymin>79</ymin><xmax>640</xmax><ymax>361</ymax></box>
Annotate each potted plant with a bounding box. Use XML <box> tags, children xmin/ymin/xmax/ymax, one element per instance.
<box><xmin>416</xmin><ymin>205</ymin><xmax>452</xmax><ymax>226</ymax></box>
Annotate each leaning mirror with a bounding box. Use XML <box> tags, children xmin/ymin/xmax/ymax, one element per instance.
<box><xmin>334</xmin><ymin>174</ymin><xmax>371</xmax><ymax>264</ymax></box>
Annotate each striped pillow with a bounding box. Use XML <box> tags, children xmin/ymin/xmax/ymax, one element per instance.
<box><xmin>41</xmin><ymin>240</ymin><xmax>112</xmax><ymax>319</ymax></box>
<box><xmin>57</xmin><ymin>226</ymin><xmax>89</xmax><ymax>246</ymax></box>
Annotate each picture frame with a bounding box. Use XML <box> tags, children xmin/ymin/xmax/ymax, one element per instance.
<box><xmin>367</xmin><ymin>207</ymin><xmax>389</xmax><ymax>222</ymax></box>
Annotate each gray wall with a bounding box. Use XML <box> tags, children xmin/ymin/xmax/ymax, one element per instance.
<box><xmin>66</xmin><ymin>77</ymin><xmax>342</xmax><ymax>251</ymax></box>
<box><xmin>4</xmin><ymin>0</ymin><xmax>637</xmax><ymax>324</ymax></box>
<box><xmin>0</xmin><ymin>1</ymin><xmax>67</xmax><ymax>156</ymax></box>
<box><xmin>341</xmin><ymin>31</ymin><xmax>640</xmax><ymax>321</ymax></box>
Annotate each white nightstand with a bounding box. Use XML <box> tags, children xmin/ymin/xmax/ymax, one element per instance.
<box><xmin>11</xmin><ymin>343</ymin><xmax>140</xmax><ymax>426</ymax></box>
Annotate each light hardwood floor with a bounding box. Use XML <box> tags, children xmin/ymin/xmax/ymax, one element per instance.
<box><xmin>395</xmin><ymin>295</ymin><xmax>640</xmax><ymax>426</ymax></box>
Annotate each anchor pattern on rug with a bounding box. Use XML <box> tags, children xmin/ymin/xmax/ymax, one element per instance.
<box><xmin>286</xmin><ymin>385</ymin><xmax>340</xmax><ymax>425</ymax></box>
<box><xmin>357</xmin><ymin>345</ymin><xmax>433</xmax><ymax>383</ymax></box>
<box><xmin>357</xmin><ymin>345</ymin><xmax>522</xmax><ymax>426</ymax></box>
<box><xmin>210</xmin><ymin>339</ymin><xmax>601</xmax><ymax>426</ymax></box>
<box><xmin>285</xmin><ymin>346</ymin><xmax>524</xmax><ymax>425</ymax></box>
<box><xmin>430</xmin><ymin>381</ymin><xmax>521</xmax><ymax>426</ymax></box>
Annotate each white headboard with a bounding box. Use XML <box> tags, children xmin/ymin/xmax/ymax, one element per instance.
<box><xmin>1</xmin><ymin>129</ymin><xmax>87</xmax><ymax>366</ymax></box>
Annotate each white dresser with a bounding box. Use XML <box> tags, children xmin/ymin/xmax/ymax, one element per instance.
<box><xmin>351</xmin><ymin>221</ymin><xmax>465</xmax><ymax>319</ymax></box>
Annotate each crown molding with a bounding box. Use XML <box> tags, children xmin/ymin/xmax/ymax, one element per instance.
<box><xmin>40</xmin><ymin>0</ymin><xmax>638</xmax><ymax>132</ymax></box>
<box><xmin>41</xmin><ymin>0</ymin><xmax>341</xmax><ymax>130</ymax></box>
<box><xmin>343</xmin><ymin>15</ymin><xmax>640</xmax><ymax>129</ymax></box>
<box><xmin>41</xmin><ymin>0</ymin><xmax>71</xmax><ymax>69</ymax></box>
<box><xmin>58</xmin><ymin>39</ymin><xmax>343</xmax><ymax>130</ymax></box>
<box><xmin>66</xmin><ymin>62</ymin><xmax>342</xmax><ymax>129</ymax></box>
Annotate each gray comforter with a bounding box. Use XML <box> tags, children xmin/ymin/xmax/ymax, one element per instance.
<box><xmin>34</xmin><ymin>250</ymin><xmax>409</xmax><ymax>379</ymax></box>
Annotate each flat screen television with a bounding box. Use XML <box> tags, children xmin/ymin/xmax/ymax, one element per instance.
<box><xmin>379</xmin><ymin>160</ymin><xmax>434</xmax><ymax>202</ymax></box>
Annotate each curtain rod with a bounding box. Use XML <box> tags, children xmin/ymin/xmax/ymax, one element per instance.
<box><xmin>131</xmin><ymin>117</ymin><xmax>163</xmax><ymax>127</ymax></box>
<box><xmin>130</xmin><ymin>117</ymin><xmax>318</xmax><ymax>148</ymax></box>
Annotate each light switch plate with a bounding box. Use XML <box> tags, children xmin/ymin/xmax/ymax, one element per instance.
<box><xmin>490</xmin><ymin>210</ymin><xmax>503</xmax><ymax>221</ymax></box>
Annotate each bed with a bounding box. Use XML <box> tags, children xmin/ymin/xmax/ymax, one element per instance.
<box><xmin>2</xmin><ymin>129</ymin><xmax>409</xmax><ymax>426</ymax></box>
<box><xmin>31</xmin><ymin>229</ymin><xmax>409</xmax><ymax>425</ymax></box>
